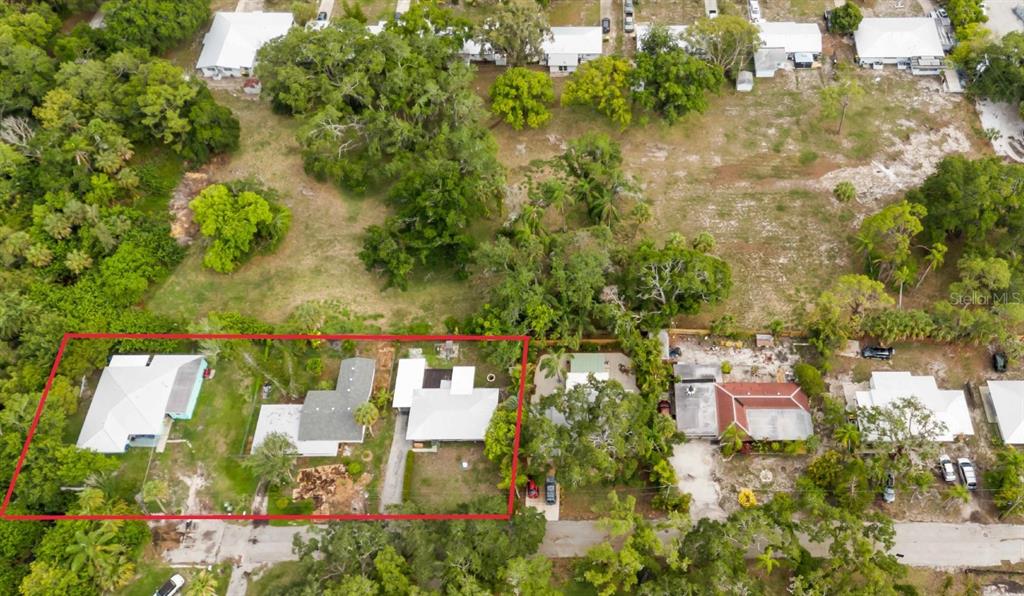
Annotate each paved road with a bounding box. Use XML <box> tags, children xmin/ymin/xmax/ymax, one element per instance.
<box><xmin>540</xmin><ymin>520</ymin><xmax>1024</xmax><ymax>568</ymax></box>
<box><xmin>378</xmin><ymin>411</ymin><xmax>410</xmax><ymax>512</ymax></box>
<box><xmin>160</xmin><ymin>521</ymin><xmax>310</xmax><ymax>594</ymax></box>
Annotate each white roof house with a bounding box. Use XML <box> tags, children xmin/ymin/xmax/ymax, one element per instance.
<box><xmin>196</xmin><ymin>12</ymin><xmax>294</xmax><ymax>77</ymax></box>
<box><xmin>853</xmin><ymin>18</ymin><xmax>944</xmax><ymax>72</ymax></box>
<box><xmin>395</xmin><ymin>363</ymin><xmax>500</xmax><ymax>442</ymax></box>
<box><xmin>758</xmin><ymin>22</ymin><xmax>822</xmax><ymax>55</ymax></box>
<box><xmin>855</xmin><ymin>372</ymin><xmax>975</xmax><ymax>442</ymax></box>
<box><xmin>987</xmin><ymin>381</ymin><xmax>1024</xmax><ymax>444</ymax></box>
<box><xmin>543</xmin><ymin>27</ymin><xmax>603</xmax><ymax>73</ymax></box>
<box><xmin>393</xmin><ymin>357</ymin><xmax>427</xmax><ymax>409</ymax></box>
<box><xmin>406</xmin><ymin>388</ymin><xmax>500</xmax><ymax>441</ymax></box>
<box><xmin>77</xmin><ymin>355</ymin><xmax>207</xmax><ymax>453</ymax></box>
<box><xmin>251</xmin><ymin>404</ymin><xmax>338</xmax><ymax>457</ymax></box>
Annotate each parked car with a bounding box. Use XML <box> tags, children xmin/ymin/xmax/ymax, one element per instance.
<box><xmin>1015</xmin><ymin>4</ymin><xmax>1024</xmax><ymax>23</ymax></box>
<box><xmin>957</xmin><ymin>457</ymin><xmax>978</xmax><ymax>490</ymax></box>
<box><xmin>993</xmin><ymin>351</ymin><xmax>1008</xmax><ymax>373</ymax></box>
<box><xmin>545</xmin><ymin>475</ymin><xmax>557</xmax><ymax>505</ymax></box>
<box><xmin>938</xmin><ymin>454</ymin><xmax>957</xmax><ymax>483</ymax></box>
<box><xmin>861</xmin><ymin>346</ymin><xmax>894</xmax><ymax>360</ymax></box>
<box><xmin>154</xmin><ymin>574</ymin><xmax>186</xmax><ymax>596</ymax></box>
<box><xmin>624</xmin><ymin>0</ymin><xmax>634</xmax><ymax>15</ymax></box>
<box><xmin>937</xmin><ymin>7</ymin><xmax>948</xmax><ymax>17</ymax></box>
<box><xmin>882</xmin><ymin>472</ymin><xmax>896</xmax><ymax>503</ymax></box>
<box><xmin>317</xmin><ymin>11</ymin><xmax>328</xmax><ymax>20</ymax></box>
<box><xmin>601</xmin><ymin>17</ymin><xmax>610</xmax><ymax>34</ymax></box>
<box><xmin>624</xmin><ymin>15</ymin><xmax>635</xmax><ymax>33</ymax></box>
<box><xmin>527</xmin><ymin>478</ymin><xmax>539</xmax><ymax>499</ymax></box>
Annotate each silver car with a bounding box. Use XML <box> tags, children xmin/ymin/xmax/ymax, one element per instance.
<box><xmin>938</xmin><ymin>454</ymin><xmax>957</xmax><ymax>483</ymax></box>
<box><xmin>958</xmin><ymin>458</ymin><xmax>977</xmax><ymax>490</ymax></box>
<box><xmin>624</xmin><ymin>15</ymin><xmax>635</xmax><ymax>33</ymax></box>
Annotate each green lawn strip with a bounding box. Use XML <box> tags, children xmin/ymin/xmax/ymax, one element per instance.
<box><xmin>248</xmin><ymin>561</ymin><xmax>306</xmax><ymax>596</ymax></box>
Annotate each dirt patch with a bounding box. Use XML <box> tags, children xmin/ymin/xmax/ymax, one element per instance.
<box><xmin>816</xmin><ymin>124</ymin><xmax>972</xmax><ymax>208</ymax></box>
<box><xmin>293</xmin><ymin>463</ymin><xmax>372</xmax><ymax>514</ymax></box>
<box><xmin>169</xmin><ymin>171</ymin><xmax>209</xmax><ymax>245</ymax></box>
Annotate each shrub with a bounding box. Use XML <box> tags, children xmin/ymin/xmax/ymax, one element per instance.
<box><xmin>490</xmin><ymin>67</ymin><xmax>554</xmax><ymax>130</ymax></box>
<box><xmin>190</xmin><ymin>182</ymin><xmax>291</xmax><ymax>273</ymax></box>
<box><xmin>830</xmin><ymin>1</ymin><xmax>863</xmax><ymax>35</ymax></box>
<box><xmin>833</xmin><ymin>181</ymin><xmax>857</xmax><ymax>203</ymax></box>
<box><xmin>305</xmin><ymin>357</ymin><xmax>324</xmax><ymax>376</ymax></box>
<box><xmin>291</xmin><ymin>1</ymin><xmax>317</xmax><ymax>24</ymax></box>
<box><xmin>346</xmin><ymin>460</ymin><xmax>364</xmax><ymax>477</ymax></box>
<box><xmin>794</xmin><ymin>362</ymin><xmax>826</xmax><ymax>401</ymax></box>
<box><xmin>709</xmin><ymin>314</ymin><xmax>738</xmax><ymax>338</ymax></box>
<box><xmin>721</xmin><ymin>360</ymin><xmax>732</xmax><ymax>374</ymax></box>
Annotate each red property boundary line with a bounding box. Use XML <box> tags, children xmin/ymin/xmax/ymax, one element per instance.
<box><xmin>1</xmin><ymin>332</ymin><xmax>531</xmax><ymax>522</ymax></box>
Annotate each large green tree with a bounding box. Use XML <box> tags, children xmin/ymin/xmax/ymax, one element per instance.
<box><xmin>190</xmin><ymin>182</ymin><xmax>291</xmax><ymax>273</ymax></box>
<box><xmin>633</xmin><ymin>24</ymin><xmax>725</xmax><ymax>123</ymax></box>
<box><xmin>683</xmin><ymin>15</ymin><xmax>760</xmax><ymax>76</ymax></box>
<box><xmin>478</xmin><ymin>4</ymin><xmax>551</xmax><ymax>67</ymax></box>
<box><xmin>100</xmin><ymin>0</ymin><xmax>210</xmax><ymax>54</ymax></box>
<box><xmin>561</xmin><ymin>56</ymin><xmax>634</xmax><ymax>127</ymax></box>
<box><xmin>490</xmin><ymin>67</ymin><xmax>554</xmax><ymax>129</ymax></box>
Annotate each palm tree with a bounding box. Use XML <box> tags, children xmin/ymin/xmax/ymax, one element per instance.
<box><xmin>944</xmin><ymin>484</ymin><xmax>970</xmax><ymax>509</ymax></box>
<box><xmin>354</xmin><ymin>401</ymin><xmax>380</xmax><ymax>438</ymax></box>
<box><xmin>142</xmin><ymin>479</ymin><xmax>171</xmax><ymax>513</ymax></box>
<box><xmin>894</xmin><ymin>266</ymin><xmax>914</xmax><ymax>308</ymax></box>
<box><xmin>186</xmin><ymin>570</ymin><xmax>219</xmax><ymax>596</ymax></box>
<box><xmin>66</xmin><ymin>526</ymin><xmax>131</xmax><ymax>590</ymax></box>
<box><xmin>834</xmin><ymin>423</ymin><xmax>861</xmax><ymax>452</ymax></box>
<box><xmin>629</xmin><ymin>201</ymin><xmax>652</xmax><ymax>239</ymax></box>
<box><xmin>916</xmin><ymin>241</ymin><xmax>947</xmax><ymax>288</ymax></box>
<box><xmin>756</xmin><ymin>547</ymin><xmax>780</xmax><ymax>575</ymax></box>
<box><xmin>65</xmin><ymin>248</ymin><xmax>93</xmax><ymax>275</ymax></box>
<box><xmin>243</xmin><ymin>432</ymin><xmax>297</xmax><ymax>489</ymax></box>
<box><xmin>539</xmin><ymin>349</ymin><xmax>567</xmax><ymax>384</ymax></box>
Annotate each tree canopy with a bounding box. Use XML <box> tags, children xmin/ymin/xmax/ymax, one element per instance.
<box><xmin>190</xmin><ymin>181</ymin><xmax>291</xmax><ymax>273</ymax></box>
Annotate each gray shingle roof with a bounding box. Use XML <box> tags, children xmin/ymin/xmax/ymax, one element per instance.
<box><xmin>297</xmin><ymin>357</ymin><xmax>375</xmax><ymax>442</ymax></box>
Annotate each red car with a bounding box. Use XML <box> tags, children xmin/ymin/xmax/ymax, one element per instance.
<box><xmin>527</xmin><ymin>479</ymin><xmax>539</xmax><ymax>499</ymax></box>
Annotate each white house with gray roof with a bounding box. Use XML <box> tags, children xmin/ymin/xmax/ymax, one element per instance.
<box><xmin>77</xmin><ymin>355</ymin><xmax>207</xmax><ymax>454</ymax></box>
<box><xmin>251</xmin><ymin>357</ymin><xmax>375</xmax><ymax>457</ymax></box>
<box><xmin>393</xmin><ymin>359</ymin><xmax>499</xmax><ymax>443</ymax></box>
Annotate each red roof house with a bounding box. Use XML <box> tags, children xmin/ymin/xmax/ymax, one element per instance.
<box><xmin>715</xmin><ymin>382</ymin><xmax>813</xmax><ymax>441</ymax></box>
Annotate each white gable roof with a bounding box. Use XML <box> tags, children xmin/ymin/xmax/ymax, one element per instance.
<box><xmin>251</xmin><ymin>404</ymin><xmax>338</xmax><ymax>457</ymax></box>
<box><xmin>393</xmin><ymin>358</ymin><xmax>426</xmax><ymax>408</ymax></box>
<box><xmin>988</xmin><ymin>381</ymin><xmax>1024</xmax><ymax>444</ymax></box>
<box><xmin>405</xmin><ymin>388</ymin><xmax>500</xmax><ymax>441</ymax></box>
<box><xmin>854</xmin><ymin>17</ymin><xmax>943</xmax><ymax>61</ymax></box>
<box><xmin>758</xmin><ymin>21</ymin><xmax>822</xmax><ymax>54</ymax></box>
<box><xmin>544</xmin><ymin>27</ymin><xmax>602</xmax><ymax>57</ymax></box>
<box><xmin>196</xmin><ymin>12</ymin><xmax>294</xmax><ymax>70</ymax></box>
<box><xmin>77</xmin><ymin>355</ymin><xmax>204</xmax><ymax>453</ymax></box>
<box><xmin>855</xmin><ymin>371</ymin><xmax>974</xmax><ymax>442</ymax></box>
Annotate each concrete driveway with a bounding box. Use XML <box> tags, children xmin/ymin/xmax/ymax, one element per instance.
<box><xmin>985</xmin><ymin>1</ymin><xmax>1024</xmax><ymax>38</ymax></box>
<box><xmin>525</xmin><ymin>485</ymin><xmax>560</xmax><ymax>521</ymax></box>
<box><xmin>669</xmin><ymin>441</ymin><xmax>727</xmax><ymax>521</ymax></box>
<box><xmin>379</xmin><ymin>411</ymin><xmax>410</xmax><ymax>512</ymax></box>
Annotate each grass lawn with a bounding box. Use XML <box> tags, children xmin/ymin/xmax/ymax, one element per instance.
<box><xmin>405</xmin><ymin>443</ymin><xmax>505</xmax><ymax>512</ymax></box>
<box><xmin>116</xmin><ymin>561</ymin><xmax>232</xmax><ymax>596</ymax></box>
<box><xmin>145</xmin><ymin>92</ymin><xmax>479</xmax><ymax>328</ymax></box>
<box><xmin>548</xmin><ymin>0</ymin><xmax>601</xmax><ymax>26</ymax></box>
<box><xmin>479</xmin><ymin>67</ymin><xmax>990</xmax><ymax>329</ymax></box>
<box><xmin>248</xmin><ymin>561</ymin><xmax>306</xmax><ymax>596</ymax></box>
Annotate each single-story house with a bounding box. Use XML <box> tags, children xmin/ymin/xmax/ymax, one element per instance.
<box><xmin>396</xmin><ymin>362</ymin><xmax>500</xmax><ymax>442</ymax></box>
<box><xmin>77</xmin><ymin>355</ymin><xmax>207</xmax><ymax>453</ymax></box>
<box><xmin>634</xmin><ymin>24</ymin><xmax>688</xmax><ymax>53</ymax></box>
<box><xmin>986</xmin><ymin>381</ymin><xmax>1024</xmax><ymax>445</ymax></box>
<box><xmin>251</xmin><ymin>357</ymin><xmax>375</xmax><ymax>457</ymax></box>
<box><xmin>672</xmin><ymin>366</ymin><xmax>812</xmax><ymax>441</ymax></box>
<box><xmin>855</xmin><ymin>371</ymin><xmax>974</xmax><ymax>442</ymax></box>
<box><xmin>543</xmin><ymin>27</ymin><xmax>603</xmax><ymax>74</ymax></box>
<box><xmin>755</xmin><ymin>21</ymin><xmax>822</xmax><ymax>77</ymax></box>
<box><xmin>853</xmin><ymin>17</ymin><xmax>945</xmax><ymax>76</ymax></box>
<box><xmin>715</xmin><ymin>383</ymin><xmax>813</xmax><ymax>441</ymax></box>
<box><xmin>196</xmin><ymin>12</ymin><xmax>294</xmax><ymax>78</ymax></box>
<box><xmin>460</xmin><ymin>38</ymin><xmax>508</xmax><ymax>65</ymax></box>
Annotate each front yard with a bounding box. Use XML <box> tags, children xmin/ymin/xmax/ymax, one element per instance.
<box><xmin>404</xmin><ymin>444</ymin><xmax>505</xmax><ymax>513</ymax></box>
